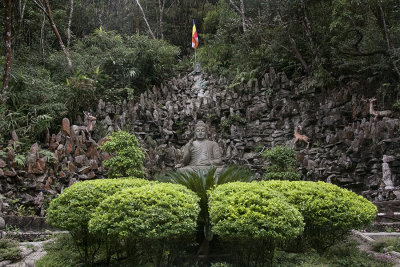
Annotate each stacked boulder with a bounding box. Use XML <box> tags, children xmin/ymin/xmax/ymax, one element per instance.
<box><xmin>0</xmin><ymin>118</ymin><xmax>107</xmax><ymax>216</ymax></box>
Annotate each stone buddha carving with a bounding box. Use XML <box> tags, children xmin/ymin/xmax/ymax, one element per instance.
<box><xmin>177</xmin><ymin>121</ymin><xmax>223</xmax><ymax>172</ymax></box>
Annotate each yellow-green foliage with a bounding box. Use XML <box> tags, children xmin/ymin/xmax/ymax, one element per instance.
<box><xmin>261</xmin><ymin>180</ymin><xmax>377</xmax><ymax>249</ymax></box>
<box><xmin>46</xmin><ymin>178</ymin><xmax>152</xmax><ymax>231</ymax></box>
<box><xmin>99</xmin><ymin>131</ymin><xmax>146</xmax><ymax>178</ymax></box>
<box><xmin>88</xmin><ymin>183</ymin><xmax>200</xmax><ymax>240</ymax></box>
<box><xmin>208</xmin><ymin>182</ymin><xmax>304</xmax><ymax>241</ymax></box>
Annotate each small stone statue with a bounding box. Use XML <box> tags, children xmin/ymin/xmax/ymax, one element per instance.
<box><xmin>177</xmin><ymin>121</ymin><xmax>223</xmax><ymax>172</ymax></box>
<box><xmin>71</xmin><ymin>111</ymin><xmax>96</xmax><ymax>139</ymax></box>
<box><xmin>382</xmin><ymin>155</ymin><xmax>395</xmax><ymax>189</ymax></box>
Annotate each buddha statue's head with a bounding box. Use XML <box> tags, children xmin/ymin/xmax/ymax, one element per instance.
<box><xmin>194</xmin><ymin>121</ymin><xmax>207</xmax><ymax>140</ymax></box>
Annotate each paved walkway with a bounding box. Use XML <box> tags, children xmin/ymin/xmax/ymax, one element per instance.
<box><xmin>0</xmin><ymin>240</ymin><xmax>49</xmax><ymax>267</ymax></box>
<box><xmin>353</xmin><ymin>231</ymin><xmax>400</xmax><ymax>267</ymax></box>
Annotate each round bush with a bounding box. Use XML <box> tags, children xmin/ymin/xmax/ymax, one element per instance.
<box><xmin>261</xmin><ymin>180</ymin><xmax>377</xmax><ymax>249</ymax></box>
<box><xmin>46</xmin><ymin>178</ymin><xmax>152</xmax><ymax>231</ymax></box>
<box><xmin>99</xmin><ymin>130</ymin><xmax>146</xmax><ymax>178</ymax></box>
<box><xmin>208</xmin><ymin>182</ymin><xmax>304</xmax><ymax>242</ymax></box>
<box><xmin>88</xmin><ymin>183</ymin><xmax>200</xmax><ymax>240</ymax></box>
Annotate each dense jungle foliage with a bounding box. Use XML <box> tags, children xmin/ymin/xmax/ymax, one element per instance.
<box><xmin>1</xmin><ymin>0</ymin><xmax>400</xmax><ymax>145</ymax></box>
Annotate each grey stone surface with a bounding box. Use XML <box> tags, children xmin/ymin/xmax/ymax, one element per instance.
<box><xmin>0</xmin><ymin>67</ymin><xmax>400</xmax><ymax>215</ymax></box>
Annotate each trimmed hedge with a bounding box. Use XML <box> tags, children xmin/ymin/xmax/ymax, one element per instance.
<box><xmin>88</xmin><ymin>183</ymin><xmax>200</xmax><ymax>239</ymax></box>
<box><xmin>46</xmin><ymin>178</ymin><xmax>153</xmax><ymax>265</ymax></box>
<box><xmin>88</xmin><ymin>183</ymin><xmax>200</xmax><ymax>266</ymax></box>
<box><xmin>261</xmin><ymin>180</ymin><xmax>377</xmax><ymax>250</ymax></box>
<box><xmin>208</xmin><ymin>182</ymin><xmax>304</xmax><ymax>266</ymax></box>
<box><xmin>46</xmin><ymin>178</ymin><xmax>152</xmax><ymax>231</ymax></box>
<box><xmin>208</xmin><ymin>182</ymin><xmax>304</xmax><ymax>241</ymax></box>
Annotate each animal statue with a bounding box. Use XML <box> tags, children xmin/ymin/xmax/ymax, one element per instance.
<box><xmin>294</xmin><ymin>125</ymin><xmax>310</xmax><ymax>149</ymax></box>
<box><xmin>365</xmin><ymin>97</ymin><xmax>392</xmax><ymax>118</ymax></box>
<box><xmin>71</xmin><ymin>111</ymin><xmax>97</xmax><ymax>139</ymax></box>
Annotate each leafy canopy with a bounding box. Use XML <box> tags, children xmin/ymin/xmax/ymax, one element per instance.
<box><xmin>100</xmin><ymin>131</ymin><xmax>146</xmax><ymax>178</ymax></box>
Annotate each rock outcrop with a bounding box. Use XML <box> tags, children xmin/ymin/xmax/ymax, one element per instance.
<box><xmin>0</xmin><ymin>68</ymin><xmax>399</xmax><ymax>214</ymax></box>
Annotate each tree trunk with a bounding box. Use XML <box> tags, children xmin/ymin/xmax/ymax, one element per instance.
<box><xmin>377</xmin><ymin>2</ymin><xmax>391</xmax><ymax>51</ymax></box>
<box><xmin>19</xmin><ymin>0</ymin><xmax>27</xmax><ymax>26</ymax></box>
<box><xmin>287</xmin><ymin>31</ymin><xmax>310</xmax><ymax>73</ymax></box>
<box><xmin>376</xmin><ymin>2</ymin><xmax>400</xmax><ymax>79</ymax></box>
<box><xmin>33</xmin><ymin>0</ymin><xmax>73</xmax><ymax>69</ymax></box>
<box><xmin>135</xmin><ymin>0</ymin><xmax>155</xmax><ymax>39</ymax></box>
<box><xmin>228</xmin><ymin>0</ymin><xmax>246</xmax><ymax>32</ymax></box>
<box><xmin>136</xmin><ymin>4</ymin><xmax>140</xmax><ymax>34</ymax></box>
<box><xmin>67</xmin><ymin>0</ymin><xmax>74</xmax><ymax>47</ymax></box>
<box><xmin>239</xmin><ymin>0</ymin><xmax>246</xmax><ymax>32</ymax></box>
<box><xmin>300</xmin><ymin>0</ymin><xmax>319</xmax><ymax>59</ymax></box>
<box><xmin>40</xmin><ymin>14</ymin><xmax>46</xmax><ymax>58</ymax></box>
<box><xmin>158</xmin><ymin>0</ymin><xmax>165</xmax><ymax>39</ymax></box>
<box><xmin>2</xmin><ymin>0</ymin><xmax>12</xmax><ymax>104</ymax></box>
<box><xmin>277</xmin><ymin>11</ymin><xmax>310</xmax><ymax>73</ymax></box>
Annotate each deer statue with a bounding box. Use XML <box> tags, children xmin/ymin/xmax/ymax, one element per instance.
<box><xmin>84</xmin><ymin>111</ymin><xmax>97</xmax><ymax>137</ymax></box>
<box><xmin>365</xmin><ymin>97</ymin><xmax>392</xmax><ymax>118</ymax></box>
<box><xmin>294</xmin><ymin>125</ymin><xmax>310</xmax><ymax>149</ymax></box>
<box><xmin>71</xmin><ymin>111</ymin><xmax>97</xmax><ymax>139</ymax></box>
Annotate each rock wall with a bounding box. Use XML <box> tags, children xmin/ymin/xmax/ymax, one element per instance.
<box><xmin>94</xmin><ymin>68</ymin><xmax>400</xmax><ymax>194</ymax></box>
<box><xmin>0</xmin><ymin>119</ymin><xmax>109</xmax><ymax>216</ymax></box>
<box><xmin>1</xmin><ymin>67</ymin><xmax>399</xmax><ymax>215</ymax></box>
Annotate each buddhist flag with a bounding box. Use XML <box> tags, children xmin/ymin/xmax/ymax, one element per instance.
<box><xmin>192</xmin><ymin>19</ymin><xmax>199</xmax><ymax>49</ymax></box>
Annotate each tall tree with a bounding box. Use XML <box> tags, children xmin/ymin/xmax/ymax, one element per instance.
<box><xmin>135</xmin><ymin>0</ymin><xmax>155</xmax><ymax>39</ymax></box>
<box><xmin>32</xmin><ymin>0</ymin><xmax>73</xmax><ymax>68</ymax></box>
<box><xmin>228</xmin><ymin>0</ymin><xmax>246</xmax><ymax>32</ymax></box>
<box><xmin>158</xmin><ymin>0</ymin><xmax>166</xmax><ymax>39</ymax></box>
<box><xmin>67</xmin><ymin>0</ymin><xmax>74</xmax><ymax>47</ymax></box>
<box><xmin>2</xmin><ymin>0</ymin><xmax>12</xmax><ymax>103</ymax></box>
<box><xmin>19</xmin><ymin>0</ymin><xmax>28</xmax><ymax>26</ymax></box>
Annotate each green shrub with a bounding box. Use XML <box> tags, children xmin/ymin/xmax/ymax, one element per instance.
<box><xmin>49</xmin><ymin>31</ymin><xmax>180</xmax><ymax>99</ymax></box>
<box><xmin>372</xmin><ymin>237</ymin><xmax>400</xmax><ymax>253</ymax></box>
<box><xmin>325</xmin><ymin>238</ymin><xmax>392</xmax><ymax>267</ymax></box>
<box><xmin>2</xmin><ymin>64</ymin><xmax>67</xmax><ymax>144</ymax></box>
<box><xmin>261</xmin><ymin>180</ymin><xmax>377</xmax><ymax>251</ymax></box>
<box><xmin>100</xmin><ymin>130</ymin><xmax>146</xmax><ymax>178</ymax></box>
<box><xmin>209</xmin><ymin>182</ymin><xmax>304</xmax><ymax>241</ymax></box>
<box><xmin>275</xmin><ymin>237</ymin><xmax>392</xmax><ymax>267</ymax></box>
<box><xmin>157</xmin><ymin>166</ymin><xmax>254</xmax><ymax>230</ymax></box>
<box><xmin>208</xmin><ymin>182</ymin><xmax>304</xmax><ymax>266</ymax></box>
<box><xmin>46</xmin><ymin>178</ymin><xmax>152</xmax><ymax>265</ymax></box>
<box><xmin>88</xmin><ymin>183</ymin><xmax>200</xmax><ymax>266</ymax></box>
<box><xmin>262</xmin><ymin>146</ymin><xmax>301</xmax><ymax>181</ymax></box>
<box><xmin>263</xmin><ymin>171</ymin><xmax>301</xmax><ymax>181</ymax></box>
<box><xmin>35</xmin><ymin>234</ymin><xmax>81</xmax><ymax>267</ymax></box>
<box><xmin>46</xmin><ymin>178</ymin><xmax>151</xmax><ymax>231</ymax></box>
<box><xmin>0</xmin><ymin>239</ymin><xmax>21</xmax><ymax>262</ymax></box>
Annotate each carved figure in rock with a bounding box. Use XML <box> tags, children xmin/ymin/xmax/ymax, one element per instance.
<box><xmin>382</xmin><ymin>155</ymin><xmax>395</xmax><ymax>189</ymax></box>
<box><xmin>71</xmin><ymin>112</ymin><xmax>96</xmax><ymax>139</ymax></box>
<box><xmin>364</xmin><ymin>97</ymin><xmax>392</xmax><ymax>118</ymax></box>
<box><xmin>294</xmin><ymin>125</ymin><xmax>310</xmax><ymax>149</ymax></box>
<box><xmin>177</xmin><ymin>121</ymin><xmax>223</xmax><ymax>172</ymax></box>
